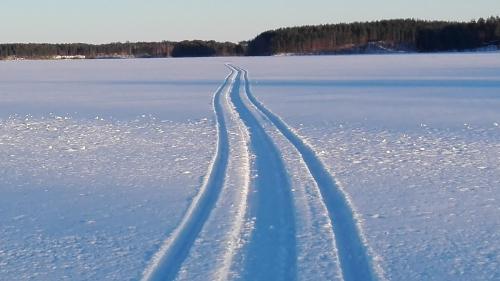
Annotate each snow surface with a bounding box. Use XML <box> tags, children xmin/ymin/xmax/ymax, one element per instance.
<box><xmin>1</xmin><ymin>54</ymin><xmax>499</xmax><ymax>281</ymax></box>
<box><xmin>0</xmin><ymin>59</ymin><xmax>227</xmax><ymax>120</ymax></box>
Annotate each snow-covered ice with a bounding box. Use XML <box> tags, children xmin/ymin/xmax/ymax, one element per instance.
<box><xmin>1</xmin><ymin>54</ymin><xmax>499</xmax><ymax>280</ymax></box>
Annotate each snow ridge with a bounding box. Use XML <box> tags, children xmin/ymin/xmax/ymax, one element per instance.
<box><xmin>227</xmin><ymin>65</ymin><xmax>297</xmax><ymax>281</ymax></box>
<box><xmin>214</xmin><ymin>65</ymin><xmax>252</xmax><ymax>281</ymax></box>
<box><xmin>141</xmin><ymin>69</ymin><xmax>236</xmax><ymax>281</ymax></box>
<box><xmin>234</xmin><ymin>65</ymin><xmax>380</xmax><ymax>281</ymax></box>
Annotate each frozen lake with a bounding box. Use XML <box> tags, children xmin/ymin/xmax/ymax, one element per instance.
<box><xmin>1</xmin><ymin>54</ymin><xmax>499</xmax><ymax>280</ymax></box>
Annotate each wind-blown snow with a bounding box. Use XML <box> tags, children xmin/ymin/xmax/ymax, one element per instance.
<box><xmin>0</xmin><ymin>115</ymin><xmax>216</xmax><ymax>280</ymax></box>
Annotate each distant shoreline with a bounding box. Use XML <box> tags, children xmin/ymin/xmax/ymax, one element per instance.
<box><xmin>2</xmin><ymin>48</ymin><xmax>499</xmax><ymax>62</ymax></box>
<box><xmin>2</xmin><ymin>17</ymin><xmax>500</xmax><ymax>60</ymax></box>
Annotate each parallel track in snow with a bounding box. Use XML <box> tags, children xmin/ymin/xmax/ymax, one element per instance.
<box><xmin>141</xmin><ymin>69</ymin><xmax>236</xmax><ymax>281</ymax></box>
<box><xmin>142</xmin><ymin>65</ymin><xmax>378</xmax><ymax>281</ymax></box>
<box><xmin>234</xmin><ymin>65</ymin><xmax>378</xmax><ymax>281</ymax></box>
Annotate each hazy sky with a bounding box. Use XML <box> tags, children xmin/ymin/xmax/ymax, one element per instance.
<box><xmin>1</xmin><ymin>0</ymin><xmax>499</xmax><ymax>43</ymax></box>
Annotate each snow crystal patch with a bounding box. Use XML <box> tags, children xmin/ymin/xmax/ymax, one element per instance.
<box><xmin>300</xmin><ymin>122</ymin><xmax>500</xmax><ymax>281</ymax></box>
<box><xmin>0</xmin><ymin>114</ymin><xmax>216</xmax><ymax>280</ymax></box>
<box><xmin>0</xmin><ymin>115</ymin><xmax>214</xmax><ymax>189</ymax></box>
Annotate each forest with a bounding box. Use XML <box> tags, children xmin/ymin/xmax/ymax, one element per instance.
<box><xmin>0</xmin><ymin>41</ymin><xmax>243</xmax><ymax>59</ymax></box>
<box><xmin>246</xmin><ymin>17</ymin><xmax>500</xmax><ymax>55</ymax></box>
<box><xmin>1</xmin><ymin>17</ymin><xmax>499</xmax><ymax>59</ymax></box>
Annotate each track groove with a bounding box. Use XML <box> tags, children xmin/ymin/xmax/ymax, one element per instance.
<box><xmin>234</xmin><ymin>65</ymin><xmax>378</xmax><ymax>281</ymax></box>
<box><xmin>141</xmin><ymin>69</ymin><xmax>236</xmax><ymax>281</ymax></box>
<box><xmin>227</xmin><ymin>66</ymin><xmax>297</xmax><ymax>281</ymax></box>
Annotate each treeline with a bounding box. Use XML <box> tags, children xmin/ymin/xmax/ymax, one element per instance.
<box><xmin>247</xmin><ymin>17</ymin><xmax>500</xmax><ymax>55</ymax></box>
<box><xmin>2</xmin><ymin>17</ymin><xmax>500</xmax><ymax>59</ymax></box>
<box><xmin>0</xmin><ymin>40</ymin><xmax>243</xmax><ymax>59</ymax></box>
<box><xmin>417</xmin><ymin>17</ymin><xmax>500</xmax><ymax>51</ymax></box>
<box><xmin>0</xmin><ymin>41</ymin><xmax>173</xmax><ymax>59</ymax></box>
<box><xmin>171</xmin><ymin>40</ymin><xmax>244</xmax><ymax>57</ymax></box>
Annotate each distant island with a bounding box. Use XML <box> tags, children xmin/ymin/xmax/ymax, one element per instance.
<box><xmin>1</xmin><ymin>17</ymin><xmax>499</xmax><ymax>60</ymax></box>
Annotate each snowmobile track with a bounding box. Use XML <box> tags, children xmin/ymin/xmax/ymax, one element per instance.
<box><xmin>142</xmin><ymin>65</ymin><xmax>378</xmax><ymax>281</ymax></box>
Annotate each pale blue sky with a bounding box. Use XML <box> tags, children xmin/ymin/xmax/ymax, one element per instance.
<box><xmin>1</xmin><ymin>0</ymin><xmax>499</xmax><ymax>43</ymax></box>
